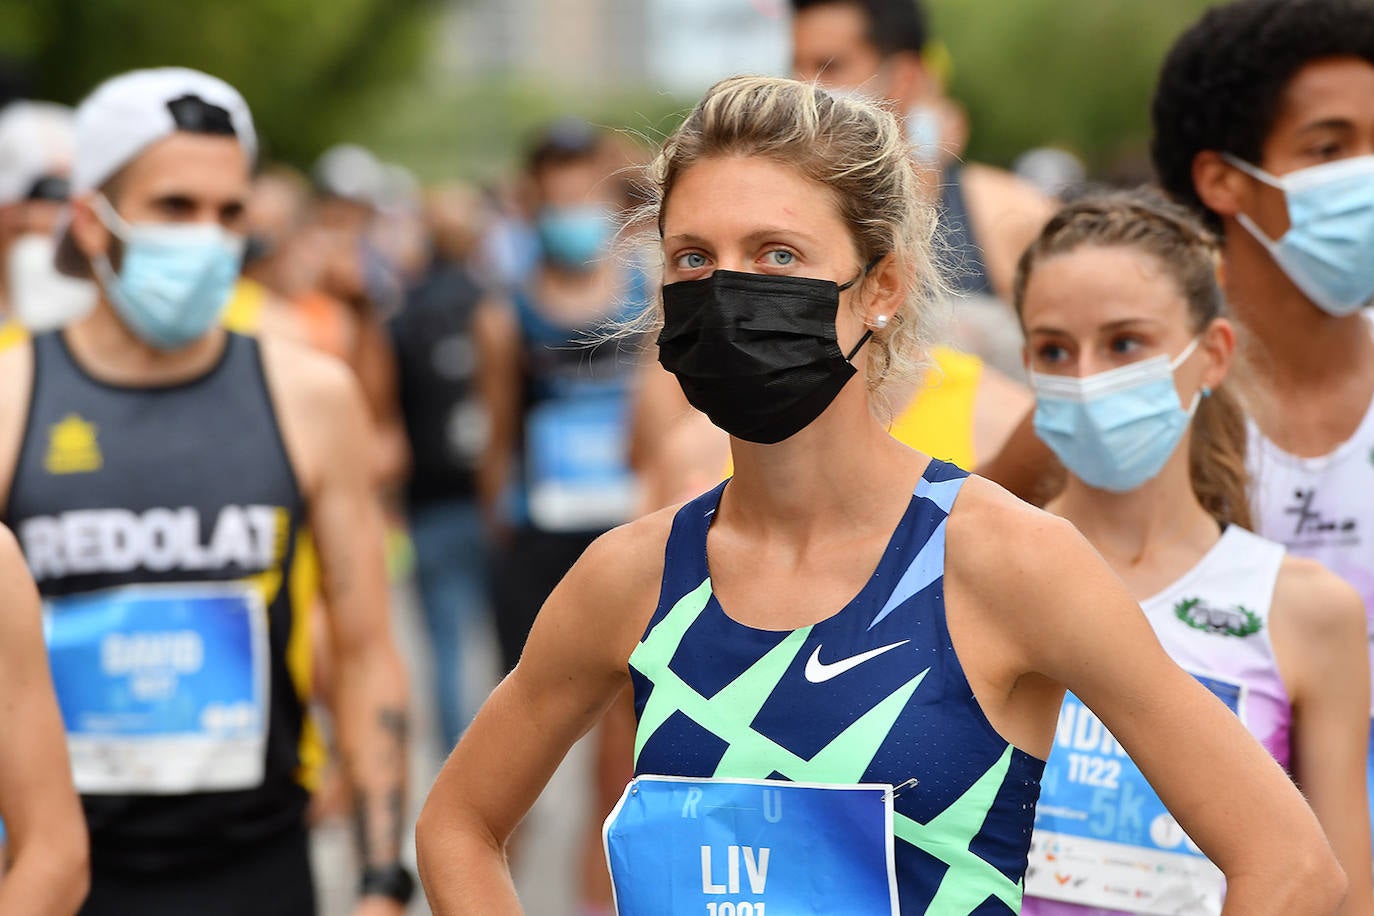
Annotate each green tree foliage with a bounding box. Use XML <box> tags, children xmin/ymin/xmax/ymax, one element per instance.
<box><xmin>355</xmin><ymin>74</ymin><xmax>692</xmax><ymax>183</ymax></box>
<box><xmin>928</xmin><ymin>0</ymin><xmax>1216</xmax><ymax>171</ymax></box>
<box><xmin>0</xmin><ymin>0</ymin><xmax>441</xmax><ymax>166</ymax></box>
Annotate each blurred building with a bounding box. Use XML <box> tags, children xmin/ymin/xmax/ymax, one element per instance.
<box><xmin>440</xmin><ymin>0</ymin><xmax>788</xmax><ymax>94</ymax></box>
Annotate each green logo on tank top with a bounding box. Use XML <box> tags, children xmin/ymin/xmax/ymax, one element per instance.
<box><xmin>1174</xmin><ymin>597</ymin><xmax>1262</xmax><ymax>637</ymax></box>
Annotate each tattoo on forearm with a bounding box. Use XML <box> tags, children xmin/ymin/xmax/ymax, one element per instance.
<box><xmin>379</xmin><ymin>708</ymin><xmax>408</xmax><ymax>747</ymax></box>
<box><xmin>355</xmin><ymin>706</ymin><xmax>410</xmax><ymax>867</ymax></box>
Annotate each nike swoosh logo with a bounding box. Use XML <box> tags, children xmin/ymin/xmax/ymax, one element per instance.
<box><xmin>804</xmin><ymin>640</ymin><xmax>910</xmax><ymax>683</ymax></box>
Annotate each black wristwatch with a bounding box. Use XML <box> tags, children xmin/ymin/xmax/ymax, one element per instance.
<box><xmin>360</xmin><ymin>863</ymin><xmax>416</xmax><ymax>905</ymax></box>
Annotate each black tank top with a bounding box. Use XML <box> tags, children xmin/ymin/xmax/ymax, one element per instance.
<box><xmin>4</xmin><ymin>331</ymin><xmax>312</xmax><ymax>871</ymax></box>
<box><xmin>936</xmin><ymin>164</ymin><xmax>994</xmax><ymax>297</ymax></box>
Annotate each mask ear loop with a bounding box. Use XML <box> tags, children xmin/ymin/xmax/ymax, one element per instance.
<box><xmin>841</xmin><ymin>255</ymin><xmax>887</xmax><ymax>361</ymax></box>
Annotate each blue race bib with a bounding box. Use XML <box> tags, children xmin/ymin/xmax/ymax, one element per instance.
<box><xmin>1024</xmin><ymin>674</ymin><xmax>1243</xmax><ymax>915</ymax></box>
<box><xmin>44</xmin><ymin>582</ymin><xmax>269</xmax><ymax>794</ymax></box>
<box><xmin>604</xmin><ymin>776</ymin><xmax>898</xmax><ymax>916</ymax></box>
<box><xmin>525</xmin><ymin>394</ymin><xmax>637</xmax><ymax>532</ymax></box>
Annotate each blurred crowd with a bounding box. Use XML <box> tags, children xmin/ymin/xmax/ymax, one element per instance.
<box><xmin>5</xmin><ymin>0</ymin><xmax>1374</xmax><ymax>913</ymax></box>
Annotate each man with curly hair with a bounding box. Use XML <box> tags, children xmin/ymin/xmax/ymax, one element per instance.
<box><xmin>1153</xmin><ymin>0</ymin><xmax>1374</xmax><ymax>871</ymax></box>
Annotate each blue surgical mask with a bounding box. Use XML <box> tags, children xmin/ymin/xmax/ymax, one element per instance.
<box><xmin>1224</xmin><ymin>153</ymin><xmax>1374</xmax><ymax>316</ymax></box>
<box><xmin>536</xmin><ymin>205</ymin><xmax>613</xmax><ymax>270</ymax></box>
<box><xmin>1031</xmin><ymin>339</ymin><xmax>1202</xmax><ymax>493</ymax></box>
<box><xmin>90</xmin><ymin>195</ymin><xmax>245</xmax><ymax>350</ymax></box>
<box><xmin>906</xmin><ymin>104</ymin><xmax>943</xmax><ymax>165</ymax></box>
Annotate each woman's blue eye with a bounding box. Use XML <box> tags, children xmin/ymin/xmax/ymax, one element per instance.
<box><xmin>764</xmin><ymin>249</ymin><xmax>795</xmax><ymax>266</ymax></box>
<box><xmin>676</xmin><ymin>252</ymin><xmax>707</xmax><ymax>270</ymax></box>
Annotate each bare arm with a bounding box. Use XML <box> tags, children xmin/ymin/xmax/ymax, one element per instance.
<box><xmin>959</xmin><ymin>162</ymin><xmax>1056</xmax><ymax>302</ymax></box>
<box><xmin>1272</xmin><ymin>558</ymin><xmax>1374</xmax><ymax>915</ymax></box>
<box><xmin>472</xmin><ymin>300</ymin><xmax>521</xmax><ymax>532</ymax></box>
<box><xmin>953</xmin><ymin>485</ymin><xmax>1345</xmax><ymax>914</ymax></box>
<box><xmin>268</xmin><ymin>342</ymin><xmax>411</xmax><ymax>911</ymax></box>
<box><xmin>351</xmin><ymin>315</ymin><xmax>410</xmax><ymax>491</ymax></box>
<box><xmin>628</xmin><ymin>360</ymin><xmax>692</xmax><ymax>475</ymax></box>
<box><xmin>0</xmin><ymin>526</ymin><xmax>88</xmax><ymax>916</ymax></box>
<box><xmin>970</xmin><ymin>362</ymin><xmax>1033</xmax><ymax>463</ymax></box>
<box><xmin>416</xmin><ymin>512</ymin><xmax>668</xmax><ymax>913</ymax></box>
<box><xmin>972</xmin><ymin>406</ymin><xmax>1063</xmax><ymax>507</ymax></box>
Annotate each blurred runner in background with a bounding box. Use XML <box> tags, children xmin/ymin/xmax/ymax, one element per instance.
<box><xmin>1152</xmin><ymin>0</ymin><xmax>1374</xmax><ymax>874</ymax></box>
<box><xmin>0</xmin><ymin>101</ymin><xmax>94</xmax><ymax>342</ymax></box>
<box><xmin>389</xmin><ymin>181</ymin><xmax>492</xmax><ymax>756</ymax></box>
<box><xmin>476</xmin><ymin>117</ymin><xmax>650</xmax><ymax>676</ymax></box>
<box><xmin>790</xmin><ymin>0</ymin><xmax>1053</xmax><ymax>376</ymax></box>
<box><xmin>0</xmin><ymin>67</ymin><xmax>411</xmax><ymax>916</ymax></box>
<box><xmin>310</xmin><ymin>144</ymin><xmax>409</xmax><ymax>491</ymax></box>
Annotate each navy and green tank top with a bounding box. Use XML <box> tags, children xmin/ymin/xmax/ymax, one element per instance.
<box><xmin>3</xmin><ymin>331</ymin><xmax>317</xmax><ymax>871</ymax></box>
<box><xmin>630</xmin><ymin>460</ymin><xmax>1045</xmax><ymax>913</ymax></box>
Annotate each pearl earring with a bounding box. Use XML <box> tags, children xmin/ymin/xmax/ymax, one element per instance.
<box><xmin>872</xmin><ymin>315</ymin><xmax>889</xmax><ymax>329</ymax></box>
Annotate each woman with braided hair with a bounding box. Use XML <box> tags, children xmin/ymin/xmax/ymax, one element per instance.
<box><xmin>1016</xmin><ymin>190</ymin><xmax>1372</xmax><ymax>915</ymax></box>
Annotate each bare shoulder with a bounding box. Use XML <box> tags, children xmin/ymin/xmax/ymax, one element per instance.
<box><xmin>257</xmin><ymin>335</ymin><xmax>368</xmax><ymax>493</ymax></box>
<box><xmin>1271</xmin><ymin>553</ymin><xmax>1367</xmax><ymax>640</ymax></box>
<box><xmin>0</xmin><ymin>342</ymin><xmax>34</xmax><ymax>513</ymax></box>
<box><xmin>570</xmin><ymin>504</ymin><xmax>677</xmax><ymax>608</ymax></box>
<box><xmin>543</xmin><ymin>503</ymin><xmax>679</xmax><ymax>666</ymax></box>
<box><xmin>946</xmin><ymin>475</ymin><xmax>1101</xmax><ymax>615</ymax></box>
<box><xmin>948</xmin><ymin>474</ymin><xmax>1084</xmax><ymax>566</ymax></box>
<box><xmin>0</xmin><ymin>337</ymin><xmax>33</xmax><ymax>415</ymax></box>
<box><xmin>258</xmin><ymin>333</ymin><xmax>359</xmax><ymax>413</ymax></box>
<box><xmin>961</xmin><ymin>163</ymin><xmax>1056</xmax><ymax>222</ymax></box>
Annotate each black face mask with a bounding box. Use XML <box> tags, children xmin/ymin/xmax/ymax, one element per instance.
<box><xmin>657</xmin><ymin>264</ymin><xmax>876</xmax><ymax>444</ymax></box>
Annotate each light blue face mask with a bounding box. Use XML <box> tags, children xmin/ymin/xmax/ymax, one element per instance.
<box><xmin>906</xmin><ymin>104</ymin><xmax>943</xmax><ymax>165</ymax></box>
<box><xmin>536</xmin><ymin>205</ymin><xmax>613</xmax><ymax>270</ymax></box>
<box><xmin>91</xmin><ymin>195</ymin><xmax>245</xmax><ymax>350</ymax></box>
<box><xmin>1224</xmin><ymin>153</ymin><xmax>1374</xmax><ymax>317</ymax></box>
<box><xmin>1031</xmin><ymin>339</ymin><xmax>1203</xmax><ymax>493</ymax></box>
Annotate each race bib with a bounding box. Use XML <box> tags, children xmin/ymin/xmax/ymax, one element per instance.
<box><xmin>1025</xmin><ymin>674</ymin><xmax>1244</xmax><ymax>915</ymax></box>
<box><xmin>526</xmin><ymin>395</ymin><xmax>637</xmax><ymax>532</ymax></box>
<box><xmin>604</xmin><ymin>776</ymin><xmax>898</xmax><ymax>916</ymax></box>
<box><xmin>44</xmin><ymin>582</ymin><xmax>270</xmax><ymax>795</ymax></box>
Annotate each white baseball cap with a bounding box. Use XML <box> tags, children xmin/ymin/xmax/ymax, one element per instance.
<box><xmin>0</xmin><ymin>101</ymin><xmax>74</xmax><ymax>207</ymax></box>
<box><xmin>56</xmin><ymin>67</ymin><xmax>257</xmax><ymax>276</ymax></box>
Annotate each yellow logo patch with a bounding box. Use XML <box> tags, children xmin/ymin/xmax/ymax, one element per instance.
<box><xmin>44</xmin><ymin>414</ymin><xmax>103</xmax><ymax>475</ymax></box>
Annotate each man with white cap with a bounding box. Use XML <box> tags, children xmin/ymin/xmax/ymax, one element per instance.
<box><xmin>0</xmin><ymin>67</ymin><xmax>412</xmax><ymax>915</ymax></box>
<box><xmin>0</xmin><ymin>100</ymin><xmax>95</xmax><ymax>341</ymax></box>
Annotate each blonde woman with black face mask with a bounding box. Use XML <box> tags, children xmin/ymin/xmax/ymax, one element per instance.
<box><xmin>417</xmin><ymin>78</ymin><xmax>1344</xmax><ymax>916</ymax></box>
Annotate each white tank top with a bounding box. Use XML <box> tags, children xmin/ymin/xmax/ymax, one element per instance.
<box><xmin>1249</xmin><ymin>392</ymin><xmax>1374</xmax><ymax>691</ymax></box>
<box><xmin>1024</xmin><ymin>526</ymin><xmax>1289</xmax><ymax>916</ymax></box>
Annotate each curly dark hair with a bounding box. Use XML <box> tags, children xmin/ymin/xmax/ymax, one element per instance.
<box><xmin>789</xmin><ymin>0</ymin><xmax>929</xmax><ymax>57</ymax></box>
<box><xmin>1151</xmin><ymin>0</ymin><xmax>1374</xmax><ymax>232</ymax></box>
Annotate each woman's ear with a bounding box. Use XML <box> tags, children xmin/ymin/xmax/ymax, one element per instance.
<box><xmin>1200</xmin><ymin>316</ymin><xmax>1236</xmax><ymax>391</ymax></box>
<box><xmin>862</xmin><ymin>253</ymin><xmax>903</xmax><ymax>327</ymax></box>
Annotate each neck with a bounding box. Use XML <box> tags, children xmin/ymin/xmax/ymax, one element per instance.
<box><xmin>1224</xmin><ymin>234</ymin><xmax>1374</xmax><ymax>388</ymax></box>
<box><xmin>723</xmin><ymin>385</ymin><xmax>919</xmax><ymax>540</ymax></box>
<box><xmin>1052</xmin><ymin>451</ymin><xmax>1217</xmax><ymax>571</ymax></box>
<box><xmin>64</xmin><ymin>298</ymin><xmax>227</xmax><ymax>386</ymax></box>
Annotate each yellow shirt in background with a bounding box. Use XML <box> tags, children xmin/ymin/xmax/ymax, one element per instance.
<box><xmin>722</xmin><ymin>345</ymin><xmax>984</xmax><ymax>478</ymax></box>
<box><xmin>0</xmin><ymin>320</ymin><xmax>28</xmax><ymax>353</ymax></box>
<box><xmin>221</xmin><ymin>276</ymin><xmax>268</xmax><ymax>334</ymax></box>
<box><xmin>887</xmin><ymin>345</ymin><xmax>981</xmax><ymax>468</ymax></box>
